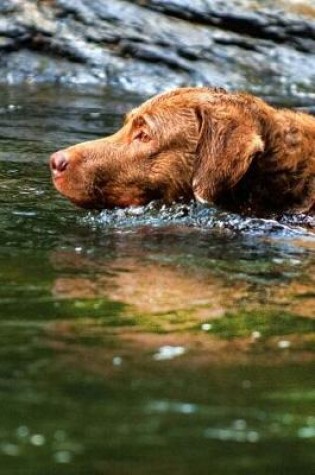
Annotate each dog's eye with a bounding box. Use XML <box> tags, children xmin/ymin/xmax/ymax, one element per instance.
<box><xmin>134</xmin><ymin>131</ymin><xmax>151</xmax><ymax>142</ymax></box>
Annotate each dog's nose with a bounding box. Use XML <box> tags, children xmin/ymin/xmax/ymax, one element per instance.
<box><xmin>50</xmin><ymin>151</ymin><xmax>68</xmax><ymax>173</ymax></box>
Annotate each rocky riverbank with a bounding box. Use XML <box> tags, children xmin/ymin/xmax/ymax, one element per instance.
<box><xmin>0</xmin><ymin>0</ymin><xmax>314</xmax><ymax>99</ymax></box>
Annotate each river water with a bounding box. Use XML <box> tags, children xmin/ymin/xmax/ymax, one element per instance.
<box><xmin>0</xmin><ymin>85</ymin><xmax>314</xmax><ymax>474</ymax></box>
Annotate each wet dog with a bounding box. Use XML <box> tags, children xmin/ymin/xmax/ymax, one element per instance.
<box><xmin>50</xmin><ymin>87</ymin><xmax>315</xmax><ymax>215</ymax></box>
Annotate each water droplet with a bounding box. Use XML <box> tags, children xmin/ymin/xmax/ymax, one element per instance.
<box><xmin>177</xmin><ymin>403</ymin><xmax>196</xmax><ymax>414</ymax></box>
<box><xmin>12</xmin><ymin>211</ymin><xmax>37</xmax><ymax>217</ymax></box>
<box><xmin>289</xmin><ymin>259</ymin><xmax>301</xmax><ymax>265</ymax></box>
<box><xmin>54</xmin><ymin>430</ymin><xmax>67</xmax><ymax>442</ymax></box>
<box><xmin>233</xmin><ymin>419</ymin><xmax>247</xmax><ymax>431</ymax></box>
<box><xmin>201</xmin><ymin>323</ymin><xmax>212</xmax><ymax>331</ymax></box>
<box><xmin>247</xmin><ymin>431</ymin><xmax>260</xmax><ymax>443</ymax></box>
<box><xmin>273</xmin><ymin>258</ymin><xmax>284</xmax><ymax>264</ymax></box>
<box><xmin>54</xmin><ymin>450</ymin><xmax>72</xmax><ymax>464</ymax></box>
<box><xmin>153</xmin><ymin>345</ymin><xmax>186</xmax><ymax>361</ymax></box>
<box><xmin>89</xmin><ymin>112</ymin><xmax>101</xmax><ymax>118</ymax></box>
<box><xmin>1</xmin><ymin>443</ymin><xmax>20</xmax><ymax>456</ymax></box>
<box><xmin>218</xmin><ymin>429</ymin><xmax>232</xmax><ymax>441</ymax></box>
<box><xmin>297</xmin><ymin>426</ymin><xmax>315</xmax><ymax>439</ymax></box>
<box><xmin>147</xmin><ymin>400</ymin><xmax>169</xmax><ymax>413</ymax></box>
<box><xmin>112</xmin><ymin>356</ymin><xmax>122</xmax><ymax>366</ymax></box>
<box><xmin>16</xmin><ymin>426</ymin><xmax>30</xmax><ymax>439</ymax></box>
<box><xmin>204</xmin><ymin>428</ymin><xmax>232</xmax><ymax>441</ymax></box>
<box><xmin>278</xmin><ymin>340</ymin><xmax>291</xmax><ymax>349</ymax></box>
<box><xmin>30</xmin><ymin>434</ymin><xmax>45</xmax><ymax>446</ymax></box>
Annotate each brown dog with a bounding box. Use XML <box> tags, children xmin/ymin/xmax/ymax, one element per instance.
<box><xmin>50</xmin><ymin>87</ymin><xmax>315</xmax><ymax>215</ymax></box>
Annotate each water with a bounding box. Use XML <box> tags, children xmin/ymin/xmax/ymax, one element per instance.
<box><xmin>0</xmin><ymin>85</ymin><xmax>314</xmax><ymax>475</ymax></box>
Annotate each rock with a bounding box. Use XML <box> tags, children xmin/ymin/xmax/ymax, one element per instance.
<box><xmin>0</xmin><ymin>0</ymin><xmax>314</xmax><ymax>100</ymax></box>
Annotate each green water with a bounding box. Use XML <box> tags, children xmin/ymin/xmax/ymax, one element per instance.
<box><xmin>0</xmin><ymin>86</ymin><xmax>314</xmax><ymax>474</ymax></box>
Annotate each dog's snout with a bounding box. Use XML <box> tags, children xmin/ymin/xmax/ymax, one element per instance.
<box><xmin>50</xmin><ymin>151</ymin><xmax>69</xmax><ymax>174</ymax></box>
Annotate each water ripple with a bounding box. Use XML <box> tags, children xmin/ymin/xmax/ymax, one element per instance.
<box><xmin>84</xmin><ymin>202</ymin><xmax>315</xmax><ymax>238</ymax></box>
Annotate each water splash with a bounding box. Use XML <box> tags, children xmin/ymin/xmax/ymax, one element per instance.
<box><xmin>83</xmin><ymin>201</ymin><xmax>315</xmax><ymax>238</ymax></box>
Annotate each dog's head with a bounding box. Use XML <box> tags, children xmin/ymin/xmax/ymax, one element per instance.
<box><xmin>50</xmin><ymin>87</ymin><xmax>264</xmax><ymax>209</ymax></box>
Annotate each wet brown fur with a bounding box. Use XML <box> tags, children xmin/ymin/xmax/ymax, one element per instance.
<box><xmin>50</xmin><ymin>87</ymin><xmax>315</xmax><ymax>215</ymax></box>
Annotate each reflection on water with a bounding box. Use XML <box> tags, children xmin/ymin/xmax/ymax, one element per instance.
<box><xmin>0</xmin><ymin>85</ymin><xmax>314</xmax><ymax>474</ymax></box>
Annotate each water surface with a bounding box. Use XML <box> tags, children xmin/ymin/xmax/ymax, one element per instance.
<box><xmin>0</xmin><ymin>85</ymin><xmax>314</xmax><ymax>475</ymax></box>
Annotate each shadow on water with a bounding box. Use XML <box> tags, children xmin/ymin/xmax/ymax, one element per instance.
<box><xmin>0</xmin><ymin>86</ymin><xmax>314</xmax><ymax>474</ymax></box>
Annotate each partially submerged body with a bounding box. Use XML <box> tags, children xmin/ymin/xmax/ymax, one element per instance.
<box><xmin>50</xmin><ymin>87</ymin><xmax>315</xmax><ymax>215</ymax></box>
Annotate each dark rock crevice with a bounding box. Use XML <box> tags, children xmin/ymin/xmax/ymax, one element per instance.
<box><xmin>135</xmin><ymin>0</ymin><xmax>315</xmax><ymax>48</ymax></box>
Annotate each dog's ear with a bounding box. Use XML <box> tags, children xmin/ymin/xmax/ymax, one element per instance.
<box><xmin>193</xmin><ymin>104</ymin><xmax>264</xmax><ymax>203</ymax></box>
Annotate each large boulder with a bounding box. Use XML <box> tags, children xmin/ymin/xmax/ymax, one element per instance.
<box><xmin>0</xmin><ymin>0</ymin><xmax>314</xmax><ymax>99</ymax></box>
